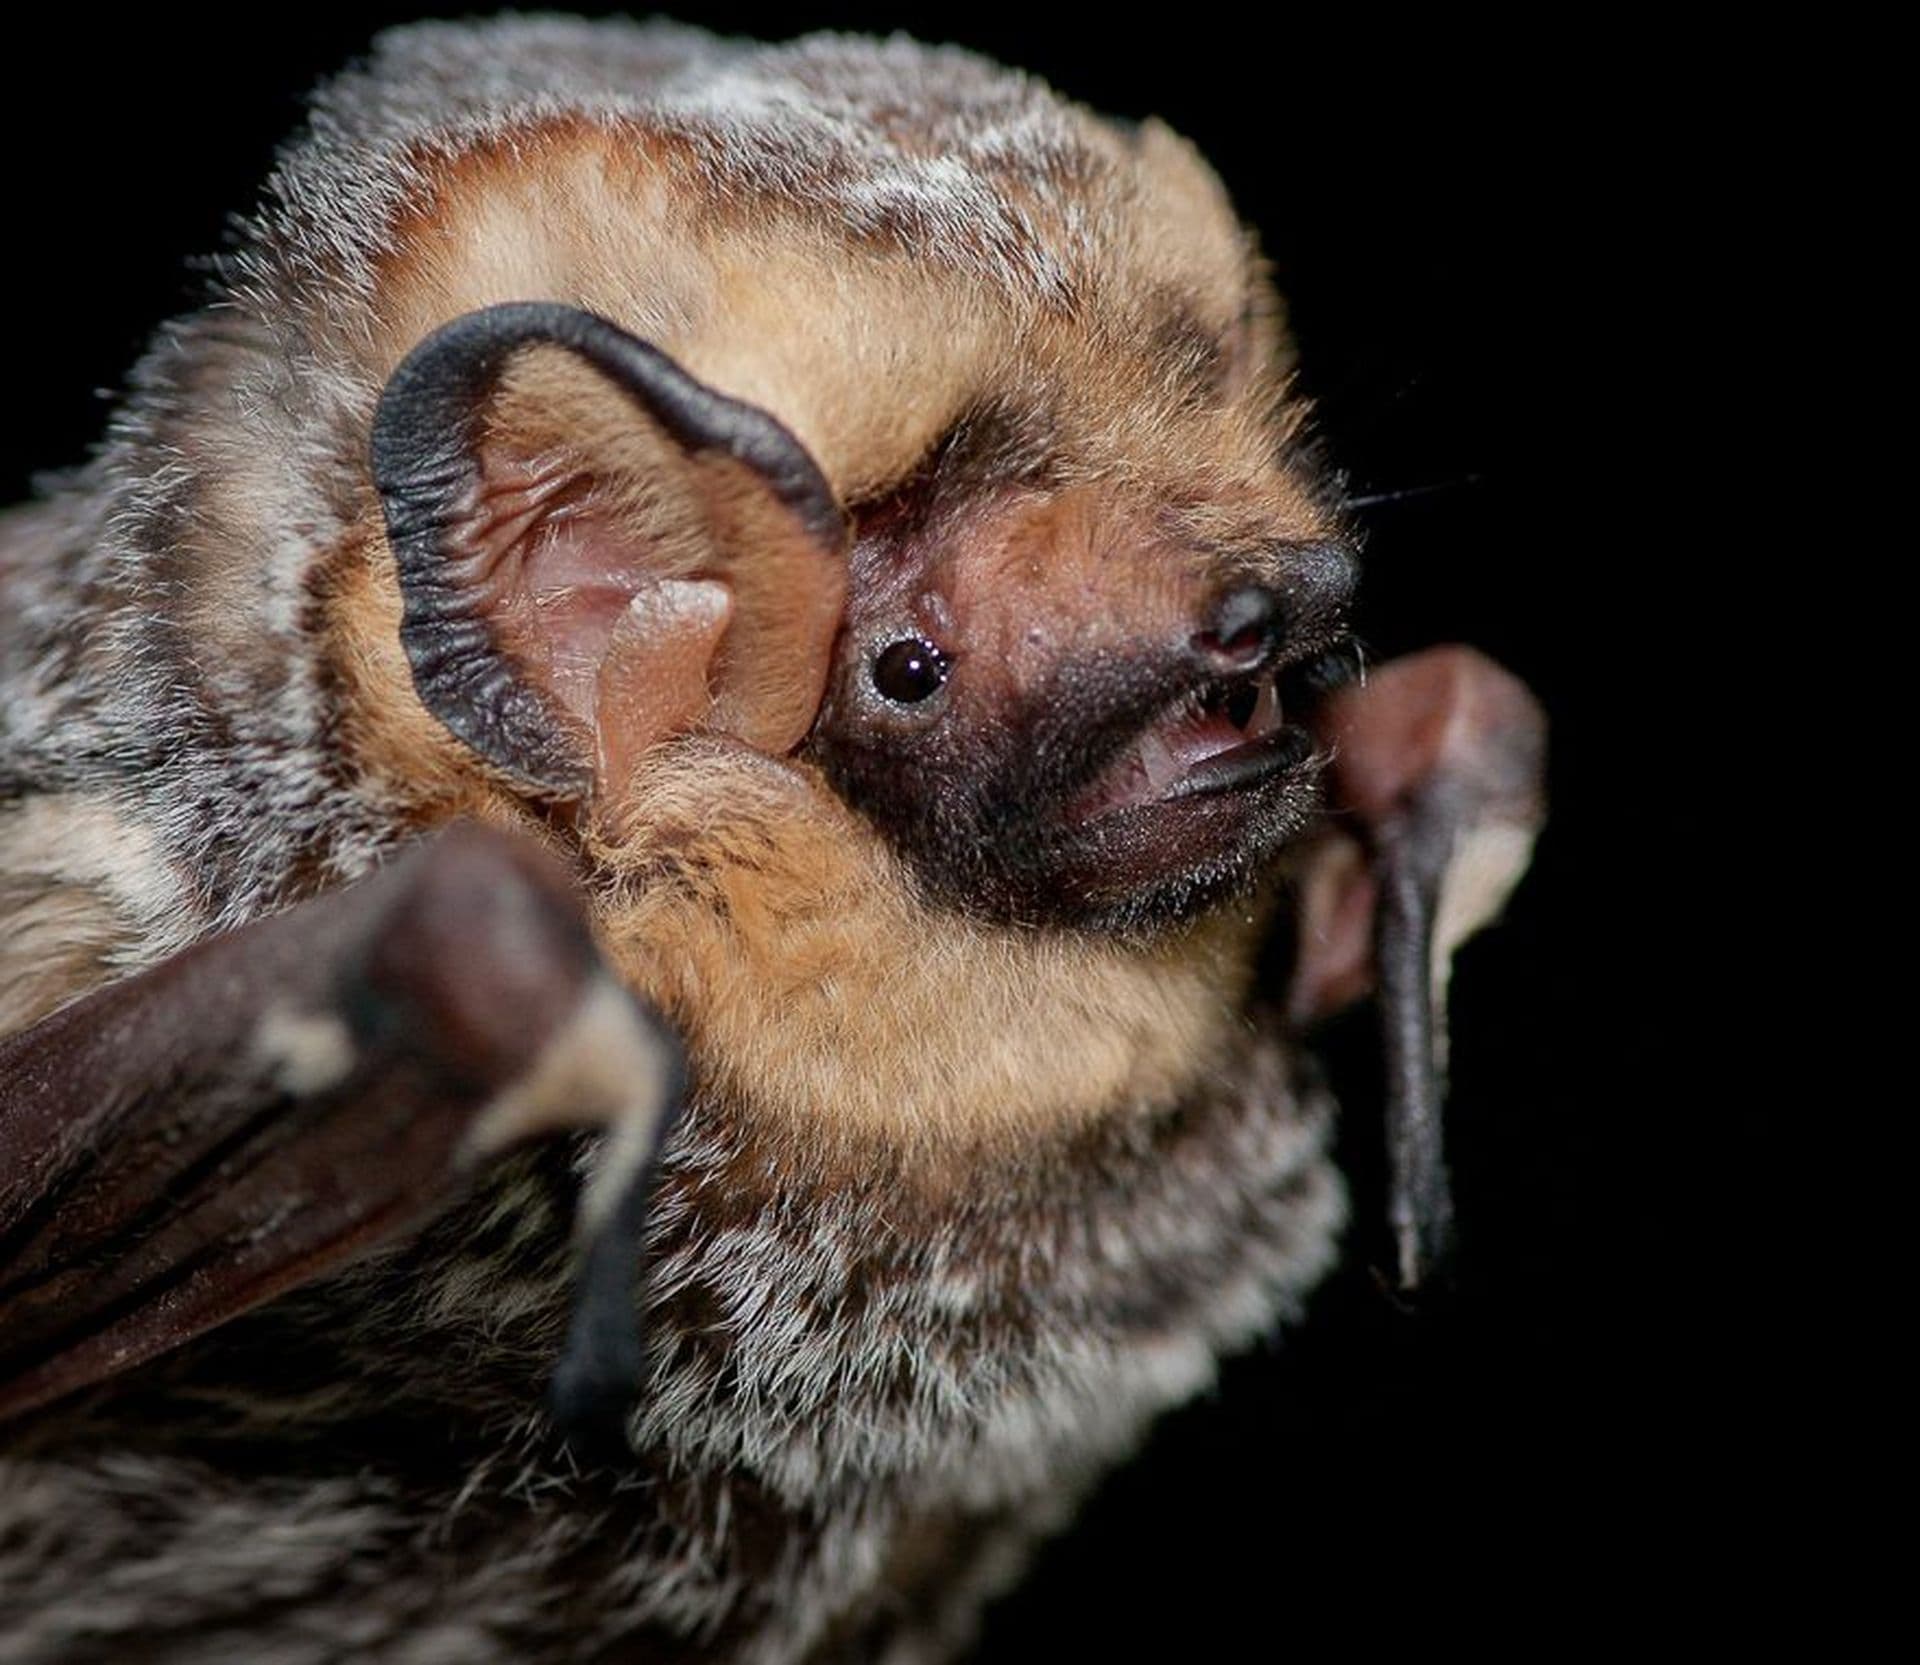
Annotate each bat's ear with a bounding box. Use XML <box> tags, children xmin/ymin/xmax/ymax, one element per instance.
<box><xmin>371</xmin><ymin>303</ymin><xmax>849</xmax><ymax>811</ymax></box>
<box><xmin>1289</xmin><ymin>646</ymin><xmax>1547</xmax><ymax>1289</ymax></box>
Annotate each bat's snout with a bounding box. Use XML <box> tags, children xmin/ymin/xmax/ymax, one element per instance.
<box><xmin>1190</xmin><ymin>542</ymin><xmax>1356</xmax><ymax>676</ymax></box>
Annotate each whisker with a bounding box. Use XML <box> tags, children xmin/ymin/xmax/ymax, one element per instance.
<box><xmin>1341</xmin><ymin>475</ymin><xmax>1483</xmax><ymax>510</ymax></box>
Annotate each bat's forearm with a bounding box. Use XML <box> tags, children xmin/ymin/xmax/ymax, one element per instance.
<box><xmin>0</xmin><ymin>823</ymin><xmax>664</xmax><ymax>1424</ymax></box>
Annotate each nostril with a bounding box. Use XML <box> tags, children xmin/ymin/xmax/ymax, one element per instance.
<box><xmin>1193</xmin><ymin>585</ymin><xmax>1279</xmax><ymax>669</ymax></box>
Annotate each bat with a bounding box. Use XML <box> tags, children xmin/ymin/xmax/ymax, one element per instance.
<box><xmin>0</xmin><ymin>18</ymin><xmax>1545</xmax><ymax>1662</ymax></box>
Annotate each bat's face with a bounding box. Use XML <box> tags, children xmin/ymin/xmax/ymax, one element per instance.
<box><xmin>363</xmin><ymin>285</ymin><xmax>1358</xmax><ymax>940</ymax></box>
<box><xmin>808</xmin><ymin>479</ymin><xmax>1358</xmax><ymax>931</ymax></box>
<box><xmin>341</xmin><ymin>86</ymin><xmax>1363</xmax><ymax>949</ymax></box>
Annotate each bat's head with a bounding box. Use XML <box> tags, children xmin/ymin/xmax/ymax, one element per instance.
<box><xmin>344</xmin><ymin>74</ymin><xmax>1365</xmax><ymax>940</ymax></box>
<box><xmin>369</xmin><ymin>297</ymin><xmax>1355</xmax><ymax>937</ymax></box>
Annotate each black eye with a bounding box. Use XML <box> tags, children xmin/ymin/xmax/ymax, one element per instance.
<box><xmin>871</xmin><ymin>637</ymin><xmax>951</xmax><ymax>705</ymax></box>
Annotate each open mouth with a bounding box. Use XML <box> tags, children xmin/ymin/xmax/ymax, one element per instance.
<box><xmin>1070</xmin><ymin>646</ymin><xmax>1354</xmax><ymax>821</ymax></box>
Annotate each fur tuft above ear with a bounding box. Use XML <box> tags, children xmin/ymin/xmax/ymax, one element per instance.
<box><xmin>371</xmin><ymin>302</ymin><xmax>848</xmax><ymax>813</ymax></box>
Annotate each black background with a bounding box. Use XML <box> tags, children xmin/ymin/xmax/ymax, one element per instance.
<box><xmin>1</xmin><ymin>8</ymin><xmax>1723</xmax><ymax>1649</ymax></box>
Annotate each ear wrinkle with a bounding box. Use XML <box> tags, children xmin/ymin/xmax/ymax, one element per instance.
<box><xmin>465</xmin><ymin>428</ymin><xmax>693</xmax><ymax>729</ymax></box>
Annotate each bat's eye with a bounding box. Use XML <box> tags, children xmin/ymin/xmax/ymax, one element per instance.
<box><xmin>871</xmin><ymin>637</ymin><xmax>951</xmax><ymax>705</ymax></box>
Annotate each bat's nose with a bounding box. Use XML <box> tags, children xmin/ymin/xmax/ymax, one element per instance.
<box><xmin>1192</xmin><ymin>585</ymin><xmax>1281</xmax><ymax>673</ymax></box>
<box><xmin>1191</xmin><ymin>544</ymin><xmax>1356</xmax><ymax>674</ymax></box>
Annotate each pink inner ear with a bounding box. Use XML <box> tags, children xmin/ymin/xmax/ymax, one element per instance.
<box><xmin>456</xmin><ymin>449</ymin><xmax>738</xmax><ymax>802</ymax></box>
<box><xmin>511</xmin><ymin>502</ymin><xmax>715</xmax><ymax>729</ymax></box>
<box><xmin>444</xmin><ymin>415</ymin><xmax>846</xmax><ymax>812</ymax></box>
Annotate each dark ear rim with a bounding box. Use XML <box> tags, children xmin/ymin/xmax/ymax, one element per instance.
<box><xmin>370</xmin><ymin>301</ymin><xmax>845</xmax><ymax>798</ymax></box>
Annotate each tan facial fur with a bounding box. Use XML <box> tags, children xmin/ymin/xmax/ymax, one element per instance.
<box><xmin>583</xmin><ymin>744</ymin><xmax>1265</xmax><ymax>1165</ymax></box>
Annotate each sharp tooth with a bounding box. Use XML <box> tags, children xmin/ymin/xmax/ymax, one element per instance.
<box><xmin>1139</xmin><ymin>727</ymin><xmax>1180</xmax><ymax>793</ymax></box>
<box><xmin>1250</xmin><ymin>677</ymin><xmax>1282</xmax><ymax>736</ymax></box>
